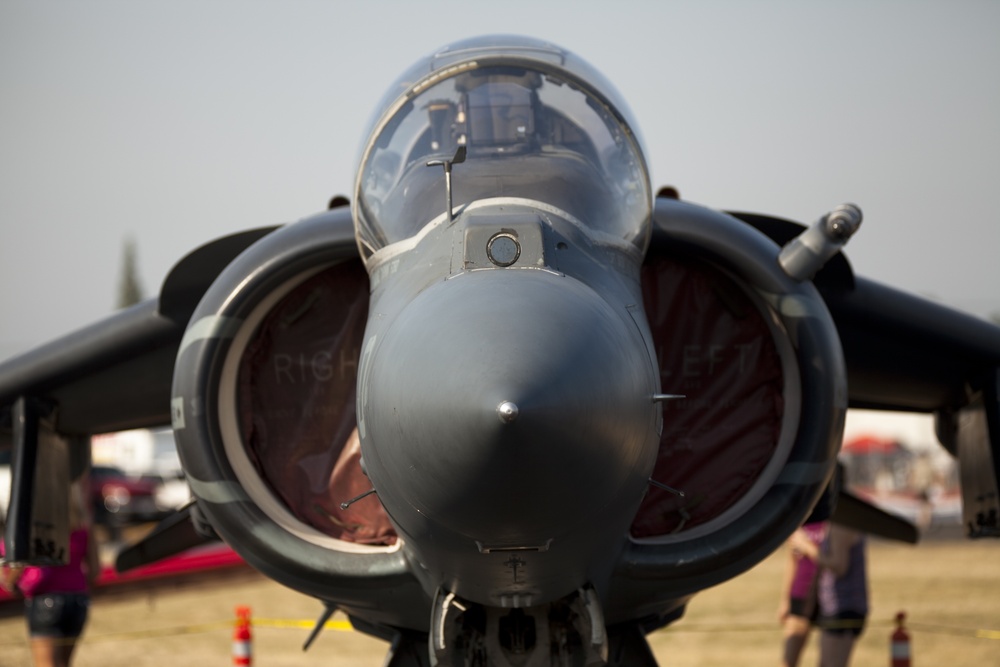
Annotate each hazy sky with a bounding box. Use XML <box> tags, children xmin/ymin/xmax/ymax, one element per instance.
<box><xmin>2</xmin><ymin>0</ymin><xmax>998</xmax><ymax>359</ymax></box>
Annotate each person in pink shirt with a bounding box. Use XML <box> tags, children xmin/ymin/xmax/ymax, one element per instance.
<box><xmin>778</xmin><ymin>520</ymin><xmax>828</xmax><ymax>666</ymax></box>
<box><xmin>1</xmin><ymin>483</ymin><xmax>100</xmax><ymax>667</ymax></box>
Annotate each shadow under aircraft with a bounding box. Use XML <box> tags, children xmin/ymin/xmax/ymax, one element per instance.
<box><xmin>3</xmin><ymin>34</ymin><xmax>999</xmax><ymax>666</ymax></box>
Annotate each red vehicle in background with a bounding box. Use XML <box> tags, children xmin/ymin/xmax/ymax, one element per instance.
<box><xmin>90</xmin><ymin>465</ymin><xmax>165</xmax><ymax>531</ymax></box>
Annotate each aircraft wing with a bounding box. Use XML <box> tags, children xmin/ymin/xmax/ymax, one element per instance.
<box><xmin>823</xmin><ymin>275</ymin><xmax>1000</xmax><ymax>412</ymax></box>
<box><xmin>729</xmin><ymin>210</ymin><xmax>1000</xmax><ymax>415</ymax></box>
<box><xmin>0</xmin><ymin>227</ymin><xmax>277</xmax><ymax>436</ymax></box>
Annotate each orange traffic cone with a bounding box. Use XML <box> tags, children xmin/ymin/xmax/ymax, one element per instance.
<box><xmin>233</xmin><ymin>606</ymin><xmax>252</xmax><ymax>666</ymax></box>
<box><xmin>890</xmin><ymin>611</ymin><xmax>911</xmax><ymax>667</ymax></box>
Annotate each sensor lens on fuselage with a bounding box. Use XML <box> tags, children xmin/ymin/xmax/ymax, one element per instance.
<box><xmin>487</xmin><ymin>233</ymin><xmax>520</xmax><ymax>266</ymax></box>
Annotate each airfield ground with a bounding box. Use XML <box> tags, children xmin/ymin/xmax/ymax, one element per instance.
<box><xmin>0</xmin><ymin>530</ymin><xmax>997</xmax><ymax>666</ymax></box>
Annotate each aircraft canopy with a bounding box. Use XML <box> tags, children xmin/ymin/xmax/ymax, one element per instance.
<box><xmin>353</xmin><ymin>35</ymin><xmax>652</xmax><ymax>260</ymax></box>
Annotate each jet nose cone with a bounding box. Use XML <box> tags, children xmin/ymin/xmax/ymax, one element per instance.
<box><xmin>360</xmin><ymin>269</ymin><xmax>659</xmax><ymax>543</ymax></box>
<box><xmin>496</xmin><ymin>400</ymin><xmax>519</xmax><ymax>423</ymax></box>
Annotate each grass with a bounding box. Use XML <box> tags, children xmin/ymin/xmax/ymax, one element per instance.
<box><xmin>1</xmin><ymin>537</ymin><xmax>997</xmax><ymax>665</ymax></box>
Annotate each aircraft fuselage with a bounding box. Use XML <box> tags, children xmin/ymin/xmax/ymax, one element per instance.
<box><xmin>357</xmin><ymin>196</ymin><xmax>663</xmax><ymax>608</ymax></box>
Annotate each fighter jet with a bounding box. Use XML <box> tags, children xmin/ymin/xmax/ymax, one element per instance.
<box><xmin>2</xmin><ymin>35</ymin><xmax>999</xmax><ymax>666</ymax></box>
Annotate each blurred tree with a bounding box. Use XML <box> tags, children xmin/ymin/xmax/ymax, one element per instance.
<box><xmin>117</xmin><ymin>236</ymin><xmax>144</xmax><ymax>309</ymax></box>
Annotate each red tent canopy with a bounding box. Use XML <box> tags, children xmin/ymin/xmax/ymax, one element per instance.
<box><xmin>842</xmin><ymin>435</ymin><xmax>900</xmax><ymax>455</ymax></box>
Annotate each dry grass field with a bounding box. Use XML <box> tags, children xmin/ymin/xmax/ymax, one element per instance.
<box><xmin>1</xmin><ymin>537</ymin><xmax>997</xmax><ymax>666</ymax></box>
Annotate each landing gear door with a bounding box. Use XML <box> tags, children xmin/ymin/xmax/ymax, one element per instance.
<box><xmin>948</xmin><ymin>368</ymin><xmax>1000</xmax><ymax>538</ymax></box>
<box><xmin>3</xmin><ymin>397</ymin><xmax>71</xmax><ymax>565</ymax></box>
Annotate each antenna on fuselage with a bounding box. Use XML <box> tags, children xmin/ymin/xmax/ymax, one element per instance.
<box><xmin>339</xmin><ymin>488</ymin><xmax>378</xmax><ymax>510</ymax></box>
<box><xmin>426</xmin><ymin>145</ymin><xmax>467</xmax><ymax>222</ymax></box>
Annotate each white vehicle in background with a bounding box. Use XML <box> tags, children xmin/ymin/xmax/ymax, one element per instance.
<box><xmin>92</xmin><ymin>427</ymin><xmax>191</xmax><ymax>513</ymax></box>
<box><xmin>0</xmin><ymin>458</ymin><xmax>10</xmax><ymax>522</ymax></box>
<box><xmin>141</xmin><ymin>469</ymin><xmax>193</xmax><ymax>512</ymax></box>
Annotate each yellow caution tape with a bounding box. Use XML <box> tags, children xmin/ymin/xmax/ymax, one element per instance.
<box><xmin>3</xmin><ymin>613</ymin><xmax>996</xmax><ymax>647</ymax></box>
<box><xmin>0</xmin><ymin>618</ymin><xmax>354</xmax><ymax>648</ymax></box>
<box><xmin>250</xmin><ymin>618</ymin><xmax>354</xmax><ymax>632</ymax></box>
<box><xmin>661</xmin><ymin>617</ymin><xmax>1000</xmax><ymax>640</ymax></box>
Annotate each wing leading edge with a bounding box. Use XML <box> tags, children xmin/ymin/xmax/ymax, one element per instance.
<box><xmin>0</xmin><ymin>227</ymin><xmax>277</xmax><ymax>438</ymax></box>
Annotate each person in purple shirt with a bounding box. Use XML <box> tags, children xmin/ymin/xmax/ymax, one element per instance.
<box><xmin>1</xmin><ymin>484</ymin><xmax>100</xmax><ymax>667</ymax></box>
<box><xmin>778</xmin><ymin>521</ymin><xmax>827</xmax><ymax>666</ymax></box>
<box><xmin>791</xmin><ymin>522</ymin><xmax>869</xmax><ymax>667</ymax></box>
